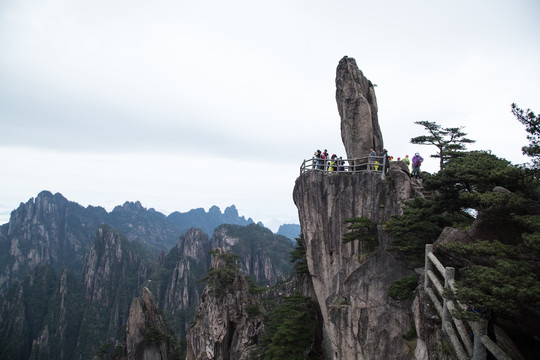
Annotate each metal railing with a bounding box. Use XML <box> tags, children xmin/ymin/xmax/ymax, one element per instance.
<box><xmin>425</xmin><ymin>244</ymin><xmax>511</xmax><ymax>360</ymax></box>
<box><xmin>300</xmin><ymin>155</ymin><xmax>387</xmax><ymax>177</ymax></box>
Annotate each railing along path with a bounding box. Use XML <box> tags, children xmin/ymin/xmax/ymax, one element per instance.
<box><xmin>425</xmin><ymin>244</ymin><xmax>511</xmax><ymax>360</ymax></box>
<box><xmin>300</xmin><ymin>155</ymin><xmax>387</xmax><ymax>177</ymax></box>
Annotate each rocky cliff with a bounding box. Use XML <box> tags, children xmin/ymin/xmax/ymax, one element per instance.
<box><xmin>290</xmin><ymin>56</ymin><xmax>426</xmax><ymax>359</ymax></box>
<box><xmin>150</xmin><ymin>228</ymin><xmax>211</xmax><ymax>338</ymax></box>
<box><xmin>210</xmin><ymin>224</ymin><xmax>294</xmax><ymax>286</ymax></box>
<box><xmin>121</xmin><ymin>287</ymin><xmax>176</xmax><ymax>360</ymax></box>
<box><xmin>0</xmin><ymin>191</ymin><xmax>107</xmax><ymax>295</ymax></box>
<box><xmin>336</xmin><ymin>56</ymin><xmax>384</xmax><ymax>159</ymax></box>
<box><xmin>293</xmin><ymin>165</ymin><xmax>422</xmax><ymax>359</ymax></box>
<box><xmin>185</xmin><ymin>248</ymin><xmax>264</xmax><ymax>360</ymax></box>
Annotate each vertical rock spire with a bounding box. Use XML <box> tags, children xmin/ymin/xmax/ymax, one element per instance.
<box><xmin>336</xmin><ymin>56</ymin><xmax>383</xmax><ymax>159</ymax></box>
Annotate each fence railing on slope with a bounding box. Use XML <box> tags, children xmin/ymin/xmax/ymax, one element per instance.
<box><xmin>300</xmin><ymin>155</ymin><xmax>387</xmax><ymax>177</ymax></box>
<box><xmin>424</xmin><ymin>244</ymin><xmax>512</xmax><ymax>360</ymax></box>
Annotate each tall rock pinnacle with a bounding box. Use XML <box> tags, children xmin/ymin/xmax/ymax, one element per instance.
<box><xmin>336</xmin><ymin>56</ymin><xmax>383</xmax><ymax>159</ymax></box>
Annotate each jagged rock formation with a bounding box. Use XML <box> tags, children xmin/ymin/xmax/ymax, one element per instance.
<box><xmin>0</xmin><ymin>191</ymin><xmax>107</xmax><ymax>295</ymax></box>
<box><xmin>77</xmin><ymin>225</ymin><xmax>153</xmax><ymax>357</ymax></box>
<box><xmin>210</xmin><ymin>224</ymin><xmax>295</xmax><ymax>286</ymax></box>
<box><xmin>293</xmin><ymin>167</ymin><xmax>420</xmax><ymax>359</ymax></box>
<box><xmin>336</xmin><ymin>56</ymin><xmax>383</xmax><ymax>159</ymax></box>
<box><xmin>167</xmin><ymin>205</ymin><xmax>257</xmax><ymax>237</ymax></box>
<box><xmin>0</xmin><ymin>191</ymin><xmax>272</xmax><ymax>297</ymax></box>
<box><xmin>82</xmin><ymin>225</ymin><xmax>150</xmax><ymax>307</ymax></box>
<box><xmin>185</xmin><ymin>248</ymin><xmax>264</xmax><ymax>360</ymax></box>
<box><xmin>290</xmin><ymin>57</ymin><xmax>427</xmax><ymax>359</ymax></box>
<box><xmin>0</xmin><ymin>191</ymin><xmax>297</xmax><ymax>359</ymax></box>
<box><xmin>150</xmin><ymin>228</ymin><xmax>211</xmax><ymax>338</ymax></box>
<box><xmin>122</xmin><ymin>287</ymin><xmax>176</xmax><ymax>360</ymax></box>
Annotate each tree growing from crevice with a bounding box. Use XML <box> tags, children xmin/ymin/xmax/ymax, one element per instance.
<box><xmin>342</xmin><ymin>217</ymin><xmax>378</xmax><ymax>258</ymax></box>
<box><xmin>290</xmin><ymin>237</ymin><xmax>308</xmax><ymax>275</ymax></box>
<box><xmin>410</xmin><ymin>120</ymin><xmax>475</xmax><ymax>170</ymax></box>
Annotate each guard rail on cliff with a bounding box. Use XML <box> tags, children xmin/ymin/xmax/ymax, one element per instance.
<box><xmin>300</xmin><ymin>155</ymin><xmax>387</xmax><ymax>177</ymax></box>
<box><xmin>424</xmin><ymin>244</ymin><xmax>511</xmax><ymax>360</ymax></box>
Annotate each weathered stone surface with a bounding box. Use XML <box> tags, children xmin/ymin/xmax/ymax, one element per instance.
<box><xmin>336</xmin><ymin>56</ymin><xmax>383</xmax><ymax>160</ymax></box>
<box><xmin>185</xmin><ymin>248</ymin><xmax>264</xmax><ymax>360</ymax></box>
<box><xmin>293</xmin><ymin>170</ymin><xmax>422</xmax><ymax>359</ymax></box>
<box><xmin>125</xmin><ymin>287</ymin><xmax>175</xmax><ymax>360</ymax></box>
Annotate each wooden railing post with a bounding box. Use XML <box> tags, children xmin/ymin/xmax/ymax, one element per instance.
<box><xmin>425</xmin><ymin>244</ymin><xmax>433</xmax><ymax>289</ymax></box>
<box><xmin>471</xmin><ymin>319</ymin><xmax>488</xmax><ymax>360</ymax></box>
<box><xmin>443</xmin><ymin>267</ymin><xmax>455</xmax><ymax>329</ymax></box>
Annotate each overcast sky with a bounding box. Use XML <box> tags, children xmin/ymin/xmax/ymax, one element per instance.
<box><xmin>1</xmin><ymin>0</ymin><xmax>539</xmax><ymax>231</ymax></box>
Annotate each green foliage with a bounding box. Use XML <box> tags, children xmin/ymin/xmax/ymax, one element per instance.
<box><xmin>512</xmin><ymin>103</ymin><xmax>540</xmax><ymax>168</ymax></box>
<box><xmin>245</xmin><ymin>275</ymin><xmax>266</xmax><ymax>295</ymax></box>
<box><xmin>385</xmin><ymin>197</ymin><xmax>455</xmax><ymax>267</ymax></box>
<box><xmin>410</xmin><ymin>120</ymin><xmax>475</xmax><ymax>169</ymax></box>
<box><xmin>455</xmin><ymin>259</ymin><xmax>540</xmax><ymax>319</ymax></box>
<box><xmin>290</xmin><ymin>237</ymin><xmax>309</xmax><ymax>275</ymax></box>
<box><xmin>246</xmin><ymin>304</ymin><xmax>262</xmax><ymax>317</ymax></box>
<box><xmin>256</xmin><ymin>294</ymin><xmax>320</xmax><ymax>360</ymax></box>
<box><xmin>387</xmin><ymin>274</ymin><xmax>418</xmax><ymax>300</ymax></box>
<box><xmin>144</xmin><ymin>326</ymin><xmax>166</xmax><ymax>345</ymax></box>
<box><xmin>424</xmin><ymin>151</ymin><xmax>535</xmax><ymax>212</ymax></box>
<box><xmin>517</xmin><ymin>213</ymin><xmax>540</xmax><ymax>250</ymax></box>
<box><xmin>204</xmin><ymin>251</ymin><xmax>241</xmax><ymax>298</ymax></box>
<box><xmin>441</xmin><ymin>240</ymin><xmax>517</xmax><ymax>257</ymax></box>
<box><xmin>342</xmin><ymin>217</ymin><xmax>378</xmax><ymax>255</ymax></box>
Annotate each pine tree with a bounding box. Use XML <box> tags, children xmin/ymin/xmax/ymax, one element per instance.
<box><xmin>511</xmin><ymin>103</ymin><xmax>540</xmax><ymax>169</ymax></box>
<box><xmin>410</xmin><ymin>120</ymin><xmax>475</xmax><ymax>170</ymax></box>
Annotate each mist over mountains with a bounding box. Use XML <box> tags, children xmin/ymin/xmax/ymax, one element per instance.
<box><xmin>0</xmin><ymin>190</ymin><xmax>298</xmax><ymax>359</ymax></box>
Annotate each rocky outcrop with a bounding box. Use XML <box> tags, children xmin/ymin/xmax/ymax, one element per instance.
<box><xmin>167</xmin><ymin>205</ymin><xmax>257</xmax><ymax>237</ymax></box>
<box><xmin>185</xmin><ymin>248</ymin><xmax>264</xmax><ymax>360</ymax></box>
<box><xmin>152</xmin><ymin>228</ymin><xmax>211</xmax><ymax>338</ymax></box>
<box><xmin>108</xmin><ymin>201</ymin><xmax>181</xmax><ymax>250</ymax></box>
<box><xmin>123</xmin><ymin>287</ymin><xmax>175</xmax><ymax>360</ymax></box>
<box><xmin>0</xmin><ymin>191</ymin><xmax>107</xmax><ymax>295</ymax></box>
<box><xmin>210</xmin><ymin>224</ymin><xmax>295</xmax><ymax>286</ymax></box>
<box><xmin>82</xmin><ymin>225</ymin><xmax>150</xmax><ymax>307</ymax></box>
<box><xmin>293</xmin><ymin>168</ymin><xmax>420</xmax><ymax>359</ymax></box>
<box><xmin>291</xmin><ymin>57</ymin><xmax>427</xmax><ymax>359</ymax></box>
<box><xmin>336</xmin><ymin>56</ymin><xmax>383</xmax><ymax>159</ymax></box>
<box><xmin>77</xmin><ymin>225</ymin><xmax>151</xmax><ymax>357</ymax></box>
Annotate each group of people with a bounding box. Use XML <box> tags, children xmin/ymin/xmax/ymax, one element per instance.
<box><xmin>313</xmin><ymin>148</ymin><xmax>424</xmax><ymax>178</ymax></box>
<box><xmin>313</xmin><ymin>149</ymin><xmax>346</xmax><ymax>171</ymax></box>
<box><xmin>390</xmin><ymin>153</ymin><xmax>424</xmax><ymax>178</ymax></box>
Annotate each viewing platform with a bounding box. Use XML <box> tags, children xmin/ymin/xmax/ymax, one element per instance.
<box><xmin>300</xmin><ymin>155</ymin><xmax>388</xmax><ymax>176</ymax></box>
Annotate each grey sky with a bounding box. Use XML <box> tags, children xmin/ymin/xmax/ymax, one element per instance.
<box><xmin>1</xmin><ymin>0</ymin><xmax>539</xmax><ymax>231</ymax></box>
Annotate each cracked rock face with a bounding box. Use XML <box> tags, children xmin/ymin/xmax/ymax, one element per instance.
<box><xmin>125</xmin><ymin>287</ymin><xmax>175</xmax><ymax>360</ymax></box>
<box><xmin>293</xmin><ymin>169</ymin><xmax>420</xmax><ymax>359</ymax></box>
<box><xmin>336</xmin><ymin>56</ymin><xmax>383</xmax><ymax>159</ymax></box>
<box><xmin>185</xmin><ymin>248</ymin><xmax>264</xmax><ymax>360</ymax></box>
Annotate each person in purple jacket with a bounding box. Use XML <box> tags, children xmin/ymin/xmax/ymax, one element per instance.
<box><xmin>412</xmin><ymin>153</ymin><xmax>424</xmax><ymax>179</ymax></box>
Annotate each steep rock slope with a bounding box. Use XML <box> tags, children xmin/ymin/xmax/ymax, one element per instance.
<box><xmin>150</xmin><ymin>228</ymin><xmax>211</xmax><ymax>338</ymax></box>
<box><xmin>122</xmin><ymin>287</ymin><xmax>176</xmax><ymax>360</ymax></box>
<box><xmin>211</xmin><ymin>224</ymin><xmax>295</xmax><ymax>286</ymax></box>
<box><xmin>76</xmin><ymin>225</ymin><xmax>153</xmax><ymax>358</ymax></box>
<box><xmin>0</xmin><ymin>191</ymin><xmax>107</xmax><ymax>295</ymax></box>
<box><xmin>293</xmin><ymin>168</ymin><xmax>420</xmax><ymax>359</ymax></box>
<box><xmin>0</xmin><ymin>191</ymin><xmax>268</xmax><ymax>297</ymax></box>
<box><xmin>185</xmin><ymin>248</ymin><xmax>264</xmax><ymax>360</ymax></box>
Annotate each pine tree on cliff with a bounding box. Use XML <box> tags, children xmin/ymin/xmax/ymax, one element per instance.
<box><xmin>410</xmin><ymin>120</ymin><xmax>475</xmax><ymax>170</ymax></box>
<box><xmin>512</xmin><ymin>103</ymin><xmax>540</xmax><ymax>169</ymax></box>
